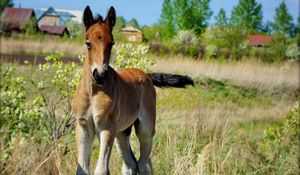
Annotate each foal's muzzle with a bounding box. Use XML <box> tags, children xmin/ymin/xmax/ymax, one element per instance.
<box><xmin>92</xmin><ymin>68</ymin><xmax>108</xmax><ymax>85</ymax></box>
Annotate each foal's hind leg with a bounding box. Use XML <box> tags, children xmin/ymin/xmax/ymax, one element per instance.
<box><xmin>135</xmin><ymin>108</ymin><xmax>155</xmax><ymax>175</ymax></box>
<box><xmin>115</xmin><ymin>126</ymin><xmax>138</xmax><ymax>175</ymax></box>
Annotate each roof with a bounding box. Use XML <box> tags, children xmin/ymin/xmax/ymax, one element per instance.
<box><xmin>39</xmin><ymin>25</ymin><xmax>67</xmax><ymax>35</ymax></box>
<box><xmin>36</xmin><ymin>7</ymin><xmax>78</xmax><ymax>26</ymax></box>
<box><xmin>49</xmin><ymin>8</ymin><xmax>82</xmax><ymax>23</ymax></box>
<box><xmin>248</xmin><ymin>35</ymin><xmax>272</xmax><ymax>46</ymax></box>
<box><xmin>122</xmin><ymin>26</ymin><xmax>142</xmax><ymax>33</ymax></box>
<box><xmin>0</xmin><ymin>7</ymin><xmax>35</xmax><ymax>29</ymax></box>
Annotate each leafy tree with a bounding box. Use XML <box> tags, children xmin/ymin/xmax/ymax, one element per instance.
<box><xmin>142</xmin><ymin>24</ymin><xmax>162</xmax><ymax>41</ymax></box>
<box><xmin>115</xmin><ymin>16</ymin><xmax>126</xmax><ymax>30</ymax></box>
<box><xmin>0</xmin><ymin>0</ymin><xmax>13</xmax><ymax>15</ymax></box>
<box><xmin>259</xmin><ymin>20</ymin><xmax>272</xmax><ymax>34</ymax></box>
<box><xmin>65</xmin><ymin>20</ymin><xmax>84</xmax><ymax>38</ymax></box>
<box><xmin>160</xmin><ymin>0</ymin><xmax>176</xmax><ymax>39</ymax></box>
<box><xmin>127</xmin><ymin>18</ymin><xmax>140</xmax><ymax>28</ymax></box>
<box><xmin>163</xmin><ymin>0</ymin><xmax>212</xmax><ymax>35</ymax></box>
<box><xmin>271</xmin><ymin>1</ymin><xmax>293</xmax><ymax>37</ymax></box>
<box><xmin>230</xmin><ymin>0</ymin><xmax>263</xmax><ymax>31</ymax></box>
<box><xmin>190</xmin><ymin>0</ymin><xmax>213</xmax><ymax>35</ymax></box>
<box><xmin>214</xmin><ymin>8</ymin><xmax>228</xmax><ymax>28</ymax></box>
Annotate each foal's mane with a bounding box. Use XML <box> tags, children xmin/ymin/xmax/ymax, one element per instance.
<box><xmin>94</xmin><ymin>14</ymin><xmax>104</xmax><ymax>23</ymax></box>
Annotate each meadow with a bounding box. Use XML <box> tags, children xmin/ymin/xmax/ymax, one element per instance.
<box><xmin>0</xmin><ymin>39</ymin><xmax>299</xmax><ymax>175</ymax></box>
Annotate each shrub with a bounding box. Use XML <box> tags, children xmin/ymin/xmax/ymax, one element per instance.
<box><xmin>285</xmin><ymin>42</ymin><xmax>300</xmax><ymax>60</ymax></box>
<box><xmin>257</xmin><ymin>102</ymin><xmax>300</xmax><ymax>173</ymax></box>
<box><xmin>172</xmin><ymin>30</ymin><xmax>200</xmax><ymax>58</ymax></box>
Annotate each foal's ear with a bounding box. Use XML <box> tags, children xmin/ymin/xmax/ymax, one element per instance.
<box><xmin>83</xmin><ymin>6</ymin><xmax>95</xmax><ymax>30</ymax></box>
<box><xmin>105</xmin><ymin>6</ymin><xmax>116</xmax><ymax>30</ymax></box>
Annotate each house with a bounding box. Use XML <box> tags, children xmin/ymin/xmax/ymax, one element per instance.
<box><xmin>121</xmin><ymin>26</ymin><xmax>143</xmax><ymax>43</ymax></box>
<box><xmin>0</xmin><ymin>7</ymin><xmax>38</xmax><ymax>35</ymax></box>
<box><xmin>36</xmin><ymin>7</ymin><xmax>74</xmax><ymax>27</ymax></box>
<box><xmin>39</xmin><ymin>25</ymin><xmax>69</xmax><ymax>37</ymax></box>
<box><xmin>248</xmin><ymin>34</ymin><xmax>272</xmax><ymax>47</ymax></box>
<box><xmin>35</xmin><ymin>7</ymin><xmax>74</xmax><ymax>37</ymax></box>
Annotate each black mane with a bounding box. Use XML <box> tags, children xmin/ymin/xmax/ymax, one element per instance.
<box><xmin>94</xmin><ymin>14</ymin><xmax>103</xmax><ymax>23</ymax></box>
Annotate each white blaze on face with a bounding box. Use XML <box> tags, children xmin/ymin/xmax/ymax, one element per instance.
<box><xmin>91</xmin><ymin>63</ymin><xmax>108</xmax><ymax>75</ymax></box>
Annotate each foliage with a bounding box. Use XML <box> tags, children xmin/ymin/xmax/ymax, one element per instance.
<box><xmin>127</xmin><ymin>18</ymin><xmax>140</xmax><ymax>28</ymax></box>
<box><xmin>171</xmin><ymin>30</ymin><xmax>200</xmax><ymax>57</ymax></box>
<box><xmin>23</xmin><ymin>17</ymin><xmax>38</xmax><ymax>36</ymax></box>
<box><xmin>160</xmin><ymin>0</ymin><xmax>176</xmax><ymax>40</ymax></box>
<box><xmin>214</xmin><ymin>8</ymin><xmax>228</xmax><ymax>28</ymax></box>
<box><xmin>230</xmin><ymin>0</ymin><xmax>263</xmax><ymax>31</ymax></box>
<box><xmin>142</xmin><ymin>24</ymin><xmax>162</xmax><ymax>42</ymax></box>
<box><xmin>0</xmin><ymin>0</ymin><xmax>13</xmax><ymax>15</ymax></box>
<box><xmin>113</xmin><ymin>43</ymin><xmax>156</xmax><ymax>71</ymax></box>
<box><xmin>202</xmin><ymin>26</ymin><xmax>248</xmax><ymax>59</ymax></box>
<box><xmin>160</xmin><ymin>0</ymin><xmax>212</xmax><ymax>36</ymax></box>
<box><xmin>271</xmin><ymin>1</ymin><xmax>294</xmax><ymax>37</ymax></box>
<box><xmin>256</xmin><ymin>102</ymin><xmax>300</xmax><ymax>173</ymax></box>
<box><xmin>65</xmin><ymin>19</ymin><xmax>84</xmax><ymax>38</ymax></box>
<box><xmin>285</xmin><ymin>42</ymin><xmax>300</xmax><ymax>60</ymax></box>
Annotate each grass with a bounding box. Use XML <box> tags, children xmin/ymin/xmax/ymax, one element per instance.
<box><xmin>0</xmin><ymin>37</ymin><xmax>84</xmax><ymax>56</ymax></box>
<box><xmin>0</xmin><ymin>57</ymin><xmax>299</xmax><ymax>174</ymax></box>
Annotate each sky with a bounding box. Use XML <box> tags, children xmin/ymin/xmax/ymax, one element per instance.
<box><xmin>13</xmin><ymin>0</ymin><xmax>299</xmax><ymax>26</ymax></box>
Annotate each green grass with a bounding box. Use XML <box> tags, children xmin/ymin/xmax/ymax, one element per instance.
<box><xmin>0</xmin><ymin>64</ymin><xmax>299</xmax><ymax>175</ymax></box>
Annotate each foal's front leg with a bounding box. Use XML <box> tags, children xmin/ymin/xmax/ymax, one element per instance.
<box><xmin>76</xmin><ymin>116</ymin><xmax>95</xmax><ymax>175</ymax></box>
<box><xmin>94</xmin><ymin>117</ymin><xmax>116</xmax><ymax>175</ymax></box>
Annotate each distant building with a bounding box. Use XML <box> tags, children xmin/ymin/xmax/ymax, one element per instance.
<box><xmin>0</xmin><ymin>7</ymin><xmax>38</xmax><ymax>35</ymax></box>
<box><xmin>121</xmin><ymin>26</ymin><xmax>143</xmax><ymax>43</ymax></box>
<box><xmin>39</xmin><ymin>25</ymin><xmax>69</xmax><ymax>37</ymax></box>
<box><xmin>248</xmin><ymin>35</ymin><xmax>272</xmax><ymax>47</ymax></box>
<box><xmin>36</xmin><ymin>7</ymin><xmax>73</xmax><ymax>27</ymax></box>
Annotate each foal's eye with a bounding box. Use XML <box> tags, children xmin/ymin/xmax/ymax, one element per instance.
<box><xmin>98</xmin><ymin>35</ymin><xmax>103</xmax><ymax>41</ymax></box>
<box><xmin>86</xmin><ymin>40</ymin><xmax>91</xmax><ymax>49</ymax></box>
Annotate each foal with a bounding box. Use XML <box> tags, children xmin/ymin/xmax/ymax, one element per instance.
<box><xmin>72</xmin><ymin>6</ymin><xmax>194</xmax><ymax>175</ymax></box>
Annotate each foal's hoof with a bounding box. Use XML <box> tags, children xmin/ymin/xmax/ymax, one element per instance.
<box><xmin>122</xmin><ymin>163</ymin><xmax>137</xmax><ymax>175</ymax></box>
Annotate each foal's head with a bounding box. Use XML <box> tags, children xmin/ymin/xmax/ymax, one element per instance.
<box><xmin>83</xmin><ymin>6</ymin><xmax>116</xmax><ymax>85</ymax></box>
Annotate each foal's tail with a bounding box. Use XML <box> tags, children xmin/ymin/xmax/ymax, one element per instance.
<box><xmin>147</xmin><ymin>73</ymin><xmax>194</xmax><ymax>88</ymax></box>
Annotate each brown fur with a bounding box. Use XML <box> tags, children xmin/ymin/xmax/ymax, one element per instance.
<box><xmin>72</xmin><ymin>6</ymin><xmax>156</xmax><ymax>175</ymax></box>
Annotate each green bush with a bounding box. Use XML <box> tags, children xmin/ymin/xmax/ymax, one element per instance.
<box><xmin>257</xmin><ymin>102</ymin><xmax>300</xmax><ymax>173</ymax></box>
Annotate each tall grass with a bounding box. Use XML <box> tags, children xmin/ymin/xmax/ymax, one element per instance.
<box><xmin>151</xmin><ymin>55</ymin><xmax>299</xmax><ymax>91</ymax></box>
<box><xmin>0</xmin><ymin>37</ymin><xmax>84</xmax><ymax>56</ymax></box>
<box><xmin>0</xmin><ymin>56</ymin><xmax>299</xmax><ymax>174</ymax></box>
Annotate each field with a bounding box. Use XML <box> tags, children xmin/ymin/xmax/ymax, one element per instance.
<box><xmin>0</xmin><ymin>39</ymin><xmax>299</xmax><ymax>175</ymax></box>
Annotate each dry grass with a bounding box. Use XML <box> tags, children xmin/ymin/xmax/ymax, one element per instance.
<box><xmin>1</xmin><ymin>52</ymin><xmax>299</xmax><ymax>174</ymax></box>
<box><xmin>0</xmin><ymin>37</ymin><xmax>84</xmax><ymax>55</ymax></box>
<box><xmin>151</xmin><ymin>55</ymin><xmax>299</xmax><ymax>91</ymax></box>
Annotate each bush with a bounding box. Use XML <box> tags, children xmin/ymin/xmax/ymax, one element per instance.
<box><xmin>171</xmin><ymin>30</ymin><xmax>200</xmax><ymax>58</ymax></box>
<box><xmin>0</xmin><ymin>43</ymin><xmax>154</xmax><ymax>173</ymax></box>
<box><xmin>285</xmin><ymin>42</ymin><xmax>300</xmax><ymax>60</ymax></box>
<box><xmin>257</xmin><ymin>102</ymin><xmax>300</xmax><ymax>173</ymax></box>
<box><xmin>202</xmin><ymin>26</ymin><xmax>247</xmax><ymax>59</ymax></box>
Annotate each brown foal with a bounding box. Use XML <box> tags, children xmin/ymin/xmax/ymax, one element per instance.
<box><xmin>72</xmin><ymin>6</ymin><xmax>194</xmax><ymax>175</ymax></box>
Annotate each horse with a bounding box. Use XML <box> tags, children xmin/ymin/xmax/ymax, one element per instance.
<box><xmin>72</xmin><ymin>6</ymin><xmax>194</xmax><ymax>175</ymax></box>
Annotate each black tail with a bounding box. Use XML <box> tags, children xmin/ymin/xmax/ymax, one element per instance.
<box><xmin>147</xmin><ymin>73</ymin><xmax>194</xmax><ymax>88</ymax></box>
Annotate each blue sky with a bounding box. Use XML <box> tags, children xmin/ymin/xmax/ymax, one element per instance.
<box><xmin>14</xmin><ymin>0</ymin><xmax>299</xmax><ymax>26</ymax></box>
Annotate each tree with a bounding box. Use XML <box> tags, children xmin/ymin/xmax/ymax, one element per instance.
<box><xmin>161</xmin><ymin>0</ymin><xmax>212</xmax><ymax>36</ymax></box>
<box><xmin>271</xmin><ymin>1</ymin><xmax>293</xmax><ymax>37</ymax></box>
<box><xmin>127</xmin><ymin>18</ymin><xmax>140</xmax><ymax>28</ymax></box>
<box><xmin>0</xmin><ymin>0</ymin><xmax>13</xmax><ymax>15</ymax></box>
<box><xmin>65</xmin><ymin>20</ymin><xmax>84</xmax><ymax>38</ymax></box>
<box><xmin>259</xmin><ymin>20</ymin><xmax>272</xmax><ymax>34</ymax></box>
<box><xmin>190</xmin><ymin>0</ymin><xmax>213</xmax><ymax>35</ymax></box>
<box><xmin>230</xmin><ymin>0</ymin><xmax>263</xmax><ymax>31</ymax></box>
<box><xmin>160</xmin><ymin>0</ymin><xmax>176</xmax><ymax>39</ymax></box>
<box><xmin>214</xmin><ymin>8</ymin><xmax>228</xmax><ymax>28</ymax></box>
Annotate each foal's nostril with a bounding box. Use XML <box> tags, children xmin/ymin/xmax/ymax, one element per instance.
<box><xmin>92</xmin><ymin>69</ymin><xmax>100</xmax><ymax>81</ymax></box>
